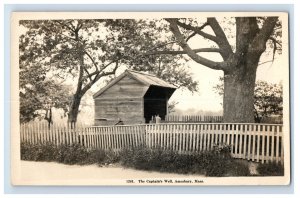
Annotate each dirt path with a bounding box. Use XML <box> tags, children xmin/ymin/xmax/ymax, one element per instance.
<box><xmin>14</xmin><ymin>161</ymin><xmax>205</xmax><ymax>185</ymax></box>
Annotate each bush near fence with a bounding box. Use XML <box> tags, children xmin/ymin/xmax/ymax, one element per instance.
<box><xmin>119</xmin><ymin>144</ymin><xmax>250</xmax><ymax>176</ymax></box>
<box><xmin>21</xmin><ymin>141</ymin><xmax>251</xmax><ymax>176</ymax></box>
<box><xmin>21</xmin><ymin>142</ymin><xmax>119</xmax><ymax>165</ymax></box>
<box><xmin>257</xmin><ymin>161</ymin><xmax>284</xmax><ymax>176</ymax></box>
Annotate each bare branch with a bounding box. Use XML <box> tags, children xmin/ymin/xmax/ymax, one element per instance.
<box><xmin>259</xmin><ymin>17</ymin><xmax>279</xmax><ymax>42</ymax></box>
<box><xmin>185</xmin><ymin>32</ymin><xmax>197</xmax><ymax>42</ymax></box>
<box><xmin>269</xmin><ymin>36</ymin><xmax>282</xmax><ymax>47</ymax></box>
<box><xmin>207</xmin><ymin>17</ymin><xmax>233</xmax><ymax>58</ymax></box>
<box><xmin>258</xmin><ymin>59</ymin><xmax>277</xmax><ymax>66</ymax></box>
<box><xmin>83</xmin><ymin>66</ymin><xmax>93</xmax><ymax>82</ymax></box>
<box><xmin>102</xmin><ymin>60</ymin><xmax>119</xmax><ymax>76</ymax></box>
<box><xmin>269</xmin><ymin>37</ymin><xmax>277</xmax><ymax>62</ymax></box>
<box><xmin>251</xmin><ymin>17</ymin><xmax>279</xmax><ymax>52</ymax></box>
<box><xmin>166</xmin><ymin>18</ymin><xmax>226</xmax><ymax>71</ymax></box>
<box><xmin>175</xmin><ymin>20</ymin><xmax>218</xmax><ymax>43</ymax></box>
<box><xmin>147</xmin><ymin>48</ymin><xmax>221</xmax><ymax>55</ymax></box>
<box><xmin>185</xmin><ymin>22</ymin><xmax>208</xmax><ymax>42</ymax></box>
<box><xmin>81</xmin><ymin>60</ymin><xmax>119</xmax><ymax>95</ymax></box>
<box><xmin>55</xmin><ymin>20</ymin><xmax>76</xmax><ymax>34</ymax></box>
<box><xmin>84</xmin><ymin>50</ymin><xmax>99</xmax><ymax>71</ymax></box>
<box><xmin>147</xmin><ymin>41</ymin><xmax>177</xmax><ymax>52</ymax></box>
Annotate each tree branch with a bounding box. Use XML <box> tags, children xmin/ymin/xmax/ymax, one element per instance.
<box><xmin>84</xmin><ymin>50</ymin><xmax>99</xmax><ymax>71</ymax></box>
<box><xmin>81</xmin><ymin>60</ymin><xmax>119</xmax><ymax>95</ymax></box>
<box><xmin>175</xmin><ymin>20</ymin><xmax>218</xmax><ymax>43</ymax></box>
<box><xmin>146</xmin><ymin>48</ymin><xmax>221</xmax><ymax>55</ymax></box>
<box><xmin>83</xmin><ymin>66</ymin><xmax>93</xmax><ymax>82</ymax></box>
<box><xmin>251</xmin><ymin>17</ymin><xmax>279</xmax><ymax>53</ymax></box>
<box><xmin>166</xmin><ymin>18</ymin><xmax>226</xmax><ymax>71</ymax></box>
<box><xmin>259</xmin><ymin>17</ymin><xmax>279</xmax><ymax>42</ymax></box>
<box><xmin>147</xmin><ymin>41</ymin><xmax>177</xmax><ymax>52</ymax></box>
<box><xmin>269</xmin><ymin>36</ymin><xmax>282</xmax><ymax>47</ymax></box>
<box><xmin>185</xmin><ymin>22</ymin><xmax>208</xmax><ymax>42</ymax></box>
<box><xmin>55</xmin><ymin>20</ymin><xmax>76</xmax><ymax>35</ymax></box>
<box><xmin>185</xmin><ymin>31</ymin><xmax>197</xmax><ymax>42</ymax></box>
<box><xmin>207</xmin><ymin>17</ymin><xmax>233</xmax><ymax>58</ymax></box>
<box><xmin>257</xmin><ymin>59</ymin><xmax>277</xmax><ymax>66</ymax></box>
<box><xmin>269</xmin><ymin>37</ymin><xmax>277</xmax><ymax>62</ymax></box>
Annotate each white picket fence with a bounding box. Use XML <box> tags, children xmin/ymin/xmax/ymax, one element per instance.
<box><xmin>20</xmin><ymin>122</ymin><xmax>284</xmax><ymax>164</ymax></box>
<box><xmin>165</xmin><ymin>115</ymin><xmax>223</xmax><ymax>123</ymax></box>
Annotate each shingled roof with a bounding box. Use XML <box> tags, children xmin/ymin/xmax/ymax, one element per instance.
<box><xmin>93</xmin><ymin>69</ymin><xmax>177</xmax><ymax>98</ymax></box>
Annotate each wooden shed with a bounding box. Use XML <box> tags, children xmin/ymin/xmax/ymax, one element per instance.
<box><xmin>93</xmin><ymin>70</ymin><xmax>177</xmax><ymax>125</ymax></box>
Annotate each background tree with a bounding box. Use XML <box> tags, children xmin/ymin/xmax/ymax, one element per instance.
<box><xmin>19</xmin><ymin>61</ymin><xmax>72</xmax><ymax>126</ymax></box>
<box><xmin>167</xmin><ymin>101</ymin><xmax>179</xmax><ymax>114</ymax></box>
<box><xmin>213</xmin><ymin>78</ymin><xmax>283</xmax><ymax>123</ymax></box>
<box><xmin>19</xmin><ymin>19</ymin><xmax>198</xmax><ymax>126</ymax></box>
<box><xmin>153</xmin><ymin>17</ymin><xmax>281</xmax><ymax>123</ymax></box>
<box><xmin>253</xmin><ymin>81</ymin><xmax>283</xmax><ymax>123</ymax></box>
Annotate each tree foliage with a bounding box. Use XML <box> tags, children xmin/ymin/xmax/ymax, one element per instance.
<box><xmin>19</xmin><ymin>19</ymin><xmax>199</xmax><ymax>124</ymax></box>
<box><xmin>19</xmin><ymin>62</ymin><xmax>72</xmax><ymax>123</ymax></box>
<box><xmin>254</xmin><ymin>81</ymin><xmax>283</xmax><ymax>122</ymax></box>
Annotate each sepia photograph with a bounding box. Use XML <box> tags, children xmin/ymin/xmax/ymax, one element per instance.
<box><xmin>10</xmin><ymin>12</ymin><xmax>290</xmax><ymax>185</ymax></box>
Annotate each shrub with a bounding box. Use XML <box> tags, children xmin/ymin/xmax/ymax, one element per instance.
<box><xmin>119</xmin><ymin>144</ymin><xmax>250</xmax><ymax>177</ymax></box>
<box><xmin>20</xmin><ymin>142</ymin><xmax>116</xmax><ymax>166</ymax></box>
<box><xmin>226</xmin><ymin>160</ymin><xmax>251</xmax><ymax>176</ymax></box>
<box><xmin>20</xmin><ymin>142</ymin><xmax>57</xmax><ymax>161</ymax></box>
<box><xmin>21</xmin><ymin>142</ymin><xmax>251</xmax><ymax>177</ymax></box>
<box><xmin>257</xmin><ymin>162</ymin><xmax>284</xmax><ymax>176</ymax></box>
<box><xmin>55</xmin><ymin>143</ymin><xmax>89</xmax><ymax>165</ymax></box>
<box><xmin>86</xmin><ymin>149</ymin><xmax>120</xmax><ymax>165</ymax></box>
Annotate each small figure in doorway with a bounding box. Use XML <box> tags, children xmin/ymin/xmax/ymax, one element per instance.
<box><xmin>155</xmin><ymin>114</ymin><xmax>161</xmax><ymax>124</ymax></box>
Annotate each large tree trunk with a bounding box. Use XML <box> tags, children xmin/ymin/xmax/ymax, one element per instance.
<box><xmin>68</xmin><ymin>39</ymin><xmax>84</xmax><ymax>129</ymax></box>
<box><xmin>223</xmin><ymin>57</ymin><xmax>259</xmax><ymax>123</ymax></box>
<box><xmin>45</xmin><ymin>107</ymin><xmax>53</xmax><ymax>129</ymax></box>
<box><xmin>68</xmin><ymin>94</ymin><xmax>82</xmax><ymax>128</ymax></box>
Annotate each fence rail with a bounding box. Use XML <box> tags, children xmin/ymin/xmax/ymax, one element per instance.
<box><xmin>20</xmin><ymin>122</ymin><xmax>284</xmax><ymax>164</ymax></box>
<box><xmin>165</xmin><ymin>115</ymin><xmax>223</xmax><ymax>123</ymax></box>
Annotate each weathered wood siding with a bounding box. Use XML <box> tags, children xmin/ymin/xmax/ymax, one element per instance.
<box><xmin>94</xmin><ymin>98</ymin><xmax>144</xmax><ymax>125</ymax></box>
<box><xmin>94</xmin><ymin>75</ymin><xmax>148</xmax><ymax>125</ymax></box>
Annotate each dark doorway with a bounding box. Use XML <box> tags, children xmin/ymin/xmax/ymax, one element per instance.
<box><xmin>144</xmin><ymin>99</ymin><xmax>167</xmax><ymax>123</ymax></box>
<box><xmin>143</xmin><ymin>86</ymin><xmax>173</xmax><ymax>123</ymax></box>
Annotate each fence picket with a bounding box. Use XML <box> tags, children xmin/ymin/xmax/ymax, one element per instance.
<box><xmin>276</xmin><ymin>126</ymin><xmax>280</xmax><ymax>163</ymax></box>
<box><xmin>261</xmin><ymin>125</ymin><xmax>266</xmax><ymax>163</ymax></box>
<box><xmin>203</xmin><ymin>125</ymin><xmax>207</xmax><ymax>151</ymax></box>
<box><xmin>247</xmin><ymin>125</ymin><xmax>251</xmax><ymax>161</ymax></box>
<box><xmin>280</xmin><ymin>126</ymin><xmax>284</xmax><ymax>164</ymax></box>
<box><xmin>266</xmin><ymin>125</ymin><xmax>270</xmax><ymax>163</ymax></box>
<box><xmin>239</xmin><ymin>125</ymin><xmax>243</xmax><ymax>159</ymax></box>
<box><xmin>243</xmin><ymin>125</ymin><xmax>248</xmax><ymax>159</ymax></box>
<box><xmin>256</xmin><ymin>125</ymin><xmax>261</xmax><ymax>162</ymax></box>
